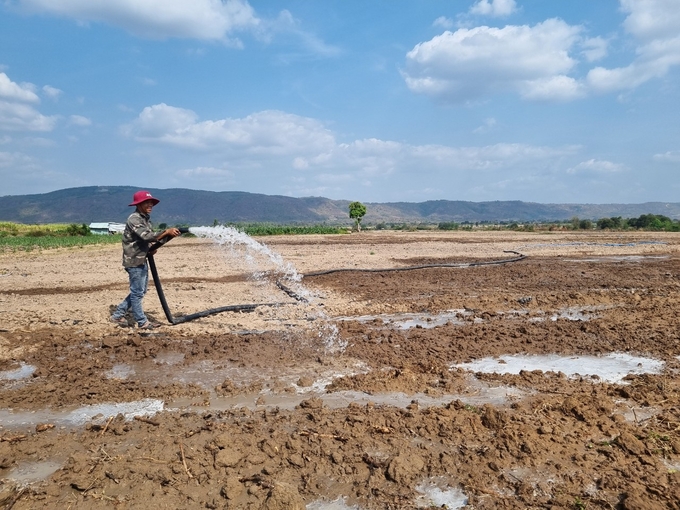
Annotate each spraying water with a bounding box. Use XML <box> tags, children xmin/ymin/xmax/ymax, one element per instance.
<box><xmin>188</xmin><ymin>226</ymin><xmax>345</xmax><ymax>352</ymax></box>
<box><xmin>190</xmin><ymin>226</ymin><xmax>300</xmax><ymax>280</ymax></box>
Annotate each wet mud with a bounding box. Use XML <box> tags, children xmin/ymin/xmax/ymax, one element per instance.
<box><xmin>1</xmin><ymin>231</ymin><xmax>680</xmax><ymax>509</ymax></box>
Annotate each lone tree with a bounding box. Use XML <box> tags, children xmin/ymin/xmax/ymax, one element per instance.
<box><xmin>348</xmin><ymin>201</ymin><xmax>367</xmax><ymax>231</ymax></box>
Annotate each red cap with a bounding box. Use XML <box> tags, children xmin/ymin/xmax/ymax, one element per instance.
<box><xmin>129</xmin><ymin>190</ymin><xmax>160</xmax><ymax>206</ymax></box>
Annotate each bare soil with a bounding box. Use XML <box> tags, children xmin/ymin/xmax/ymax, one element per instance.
<box><xmin>1</xmin><ymin>230</ymin><xmax>680</xmax><ymax>509</ymax></box>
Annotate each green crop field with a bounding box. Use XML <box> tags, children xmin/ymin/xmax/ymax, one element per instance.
<box><xmin>234</xmin><ymin>223</ymin><xmax>348</xmax><ymax>236</ymax></box>
<box><xmin>0</xmin><ymin>221</ymin><xmax>349</xmax><ymax>252</ymax></box>
<box><xmin>0</xmin><ymin>222</ymin><xmax>121</xmax><ymax>251</ymax></box>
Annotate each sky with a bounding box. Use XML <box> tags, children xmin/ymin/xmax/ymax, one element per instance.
<box><xmin>1</xmin><ymin>0</ymin><xmax>679</xmax><ymax>204</ymax></box>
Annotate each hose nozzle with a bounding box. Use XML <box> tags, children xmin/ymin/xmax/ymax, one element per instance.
<box><xmin>178</xmin><ymin>227</ymin><xmax>190</xmax><ymax>234</ymax></box>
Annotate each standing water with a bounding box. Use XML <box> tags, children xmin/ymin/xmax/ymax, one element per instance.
<box><xmin>188</xmin><ymin>226</ymin><xmax>345</xmax><ymax>352</ymax></box>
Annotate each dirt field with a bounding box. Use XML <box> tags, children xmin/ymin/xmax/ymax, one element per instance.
<box><xmin>1</xmin><ymin>230</ymin><xmax>680</xmax><ymax>509</ymax></box>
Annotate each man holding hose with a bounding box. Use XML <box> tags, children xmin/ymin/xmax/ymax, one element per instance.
<box><xmin>110</xmin><ymin>190</ymin><xmax>180</xmax><ymax>329</ymax></box>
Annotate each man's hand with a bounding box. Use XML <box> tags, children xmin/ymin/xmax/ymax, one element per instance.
<box><xmin>162</xmin><ymin>228</ymin><xmax>181</xmax><ymax>239</ymax></box>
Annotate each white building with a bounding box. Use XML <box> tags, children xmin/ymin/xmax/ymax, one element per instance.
<box><xmin>89</xmin><ymin>222</ymin><xmax>126</xmax><ymax>235</ymax></box>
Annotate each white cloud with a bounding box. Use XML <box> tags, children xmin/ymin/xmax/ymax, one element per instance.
<box><xmin>69</xmin><ymin>114</ymin><xmax>91</xmax><ymax>126</ymax></box>
<box><xmin>580</xmin><ymin>37</ymin><xmax>608</xmax><ymax>62</ymax></box>
<box><xmin>123</xmin><ymin>103</ymin><xmax>198</xmax><ymax>139</ymax></box>
<box><xmin>433</xmin><ymin>16</ymin><xmax>454</xmax><ymax>30</ymax></box>
<box><xmin>124</xmin><ymin>105</ymin><xmax>577</xmax><ymax>173</ymax></box>
<box><xmin>0</xmin><ymin>73</ymin><xmax>40</xmax><ymax>103</ymax></box>
<box><xmin>620</xmin><ymin>0</ymin><xmax>680</xmax><ymax>41</ymax></box>
<box><xmin>265</xmin><ymin>9</ymin><xmax>341</xmax><ymax>58</ymax></box>
<box><xmin>16</xmin><ymin>0</ymin><xmax>260</xmax><ymax>41</ymax></box>
<box><xmin>0</xmin><ymin>100</ymin><xmax>58</xmax><ymax>131</ymax></box>
<box><xmin>175</xmin><ymin>166</ymin><xmax>234</xmax><ymax>179</ymax></box>
<box><xmin>403</xmin><ymin>19</ymin><xmax>583</xmax><ymax>102</ymax></box>
<box><xmin>473</xmin><ymin>117</ymin><xmax>497</xmax><ymax>134</ymax></box>
<box><xmin>653</xmin><ymin>150</ymin><xmax>680</xmax><ymax>162</ymax></box>
<box><xmin>0</xmin><ymin>73</ymin><xmax>57</xmax><ymax>131</ymax></box>
<box><xmin>0</xmin><ymin>150</ymin><xmax>35</xmax><ymax>168</ymax></box>
<box><xmin>566</xmin><ymin>159</ymin><xmax>625</xmax><ymax>174</ymax></box>
<box><xmin>469</xmin><ymin>0</ymin><xmax>517</xmax><ymax>17</ymax></box>
<box><xmin>124</xmin><ymin>103</ymin><xmax>336</xmax><ymax>154</ymax></box>
<box><xmin>42</xmin><ymin>85</ymin><xmax>63</xmax><ymax>100</ymax></box>
<box><xmin>409</xmin><ymin>1</ymin><xmax>680</xmax><ymax>102</ymax></box>
<box><xmin>127</xmin><ymin>103</ymin><xmax>583</xmax><ymax>201</ymax></box>
<box><xmin>520</xmin><ymin>75</ymin><xmax>586</xmax><ymax>101</ymax></box>
<box><xmin>587</xmin><ymin>0</ymin><xmax>680</xmax><ymax>93</ymax></box>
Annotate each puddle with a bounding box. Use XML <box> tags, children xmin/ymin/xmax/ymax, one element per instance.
<box><xmin>0</xmin><ymin>399</ymin><xmax>164</xmax><ymax>430</ymax></box>
<box><xmin>614</xmin><ymin>401</ymin><xmax>659</xmax><ymax>424</ymax></box>
<box><xmin>0</xmin><ymin>363</ymin><xmax>36</xmax><ymax>381</ymax></box>
<box><xmin>453</xmin><ymin>353</ymin><xmax>664</xmax><ymax>384</ymax></box>
<box><xmin>152</xmin><ymin>352</ymin><xmax>185</xmax><ymax>365</ymax></box>
<box><xmin>415</xmin><ymin>477</ymin><xmax>468</xmax><ymax>509</ymax></box>
<box><xmin>519</xmin><ymin>241</ymin><xmax>666</xmax><ymax>249</ymax></box>
<box><xmin>103</xmin><ymin>357</ymin><xmax>370</xmax><ymax>393</ymax></box>
<box><xmin>106</xmin><ymin>363</ymin><xmax>136</xmax><ymax>379</ymax></box>
<box><xmin>0</xmin><ymin>376</ymin><xmax>524</xmax><ymax>431</ymax></box>
<box><xmin>548</xmin><ymin>305</ymin><xmax>608</xmax><ymax>322</ymax></box>
<box><xmin>664</xmin><ymin>460</ymin><xmax>680</xmax><ymax>473</ymax></box>
<box><xmin>307</xmin><ymin>497</ymin><xmax>361</xmax><ymax>510</ymax></box>
<box><xmin>306</xmin><ymin>479</ymin><xmax>467</xmax><ymax>510</ymax></box>
<box><xmin>169</xmin><ymin>376</ymin><xmax>526</xmax><ymax>413</ymax></box>
<box><xmin>106</xmin><ymin>352</ymin><xmax>185</xmax><ymax>380</ymax></box>
<box><xmin>564</xmin><ymin>255</ymin><xmax>669</xmax><ymax>263</ymax></box>
<box><xmin>334</xmin><ymin>310</ymin><xmax>473</xmax><ymax>329</ymax></box>
<box><xmin>2</xmin><ymin>460</ymin><xmax>62</xmax><ymax>485</ymax></box>
<box><xmin>336</xmin><ymin>305</ymin><xmax>608</xmax><ymax>329</ymax></box>
<box><xmin>525</xmin><ymin>305</ymin><xmax>611</xmax><ymax>322</ymax></box>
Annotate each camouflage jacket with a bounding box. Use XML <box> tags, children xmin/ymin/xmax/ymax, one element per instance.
<box><xmin>121</xmin><ymin>211</ymin><xmax>168</xmax><ymax>267</ymax></box>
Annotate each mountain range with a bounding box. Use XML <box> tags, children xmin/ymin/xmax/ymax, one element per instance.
<box><xmin>2</xmin><ymin>187</ymin><xmax>679</xmax><ymax>225</ymax></box>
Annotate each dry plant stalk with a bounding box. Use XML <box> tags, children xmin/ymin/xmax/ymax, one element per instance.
<box><xmin>100</xmin><ymin>416</ymin><xmax>114</xmax><ymax>436</ymax></box>
<box><xmin>179</xmin><ymin>442</ymin><xmax>193</xmax><ymax>479</ymax></box>
<box><xmin>0</xmin><ymin>435</ymin><xmax>27</xmax><ymax>443</ymax></box>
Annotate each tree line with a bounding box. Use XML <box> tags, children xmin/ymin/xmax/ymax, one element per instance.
<box><xmin>594</xmin><ymin>214</ymin><xmax>680</xmax><ymax>231</ymax></box>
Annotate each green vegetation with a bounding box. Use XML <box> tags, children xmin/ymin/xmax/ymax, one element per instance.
<box><xmin>348</xmin><ymin>201</ymin><xmax>367</xmax><ymax>231</ymax></box>
<box><xmin>2</xmin><ymin>210</ymin><xmax>677</xmax><ymax>253</ymax></box>
<box><xmin>226</xmin><ymin>223</ymin><xmax>347</xmax><ymax>236</ymax></box>
<box><xmin>437</xmin><ymin>221</ymin><xmax>459</xmax><ymax>230</ymax></box>
<box><xmin>594</xmin><ymin>214</ymin><xmax>680</xmax><ymax>231</ymax></box>
<box><xmin>573</xmin><ymin>497</ymin><xmax>587</xmax><ymax>509</ymax></box>
<box><xmin>0</xmin><ymin>222</ymin><xmax>120</xmax><ymax>251</ymax></box>
<box><xmin>65</xmin><ymin>223</ymin><xmax>92</xmax><ymax>236</ymax></box>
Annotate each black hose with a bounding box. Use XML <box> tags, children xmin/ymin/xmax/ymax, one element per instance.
<box><xmin>148</xmin><ymin>254</ymin><xmax>284</xmax><ymax>324</ymax></box>
<box><xmin>147</xmin><ymin>254</ymin><xmax>175</xmax><ymax>323</ymax></box>
<box><xmin>148</xmin><ymin>230</ymin><xmax>527</xmax><ymax>322</ymax></box>
<box><xmin>276</xmin><ymin>280</ymin><xmax>309</xmax><ymax>303</ymax></box>
<box><xmin>302</xmin><ymin>250</ymin><xmax>526</xmax><ymax>277</ymax></box>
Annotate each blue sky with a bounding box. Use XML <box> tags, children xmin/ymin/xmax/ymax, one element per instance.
<box><xmin>1</xmin><ymin>0</ymin><xmax>679</xmax><ymax>204</ymax></box>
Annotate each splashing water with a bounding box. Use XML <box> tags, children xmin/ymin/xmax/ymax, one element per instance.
<box><xmin>190</xmin><ymin>226</ymin><xmax>300</xmax><ymax>281</ymax></box>
<box><xmin>188</xmin><ymin>226</ymin><xmax>345</xmax><ymax>352</ymax></box>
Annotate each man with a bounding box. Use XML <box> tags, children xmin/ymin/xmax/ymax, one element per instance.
<box><xmin>110</xmin><ymin>190</ymin><xmax>180</xmax><ymax>329</ymax></box>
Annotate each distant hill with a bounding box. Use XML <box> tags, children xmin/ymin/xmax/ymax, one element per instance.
<box><xmin>1</xmin><ymin>186</ymin><xmax>680</xmax><ymax>225</ymax></box>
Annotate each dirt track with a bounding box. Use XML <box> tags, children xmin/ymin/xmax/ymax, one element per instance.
<box><xmin>1</xmin><ymin>230</ymin><xmax>680</xmax><ymax>509</ymax></box>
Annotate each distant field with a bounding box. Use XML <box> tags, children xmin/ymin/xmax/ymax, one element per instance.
<box><xmin>234</xmin><ymin>223</ymin><xmax>348</xmax><ymax>236</ymax></box>
<box><xmin>0</xmin><ymin>221</ymin><xmax>348</xmax><ymax>251</ymax></box>
<box><xmin>0</xmin><ymin>222</ymin><xmax>121</xmax><ymax>251</ymax></box>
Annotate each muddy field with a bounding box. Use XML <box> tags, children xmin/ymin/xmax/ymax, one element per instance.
<box><xmin>1</xmin><ymin>230</ymin><xmax>680</xmax><ymax>509</ymax></box>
